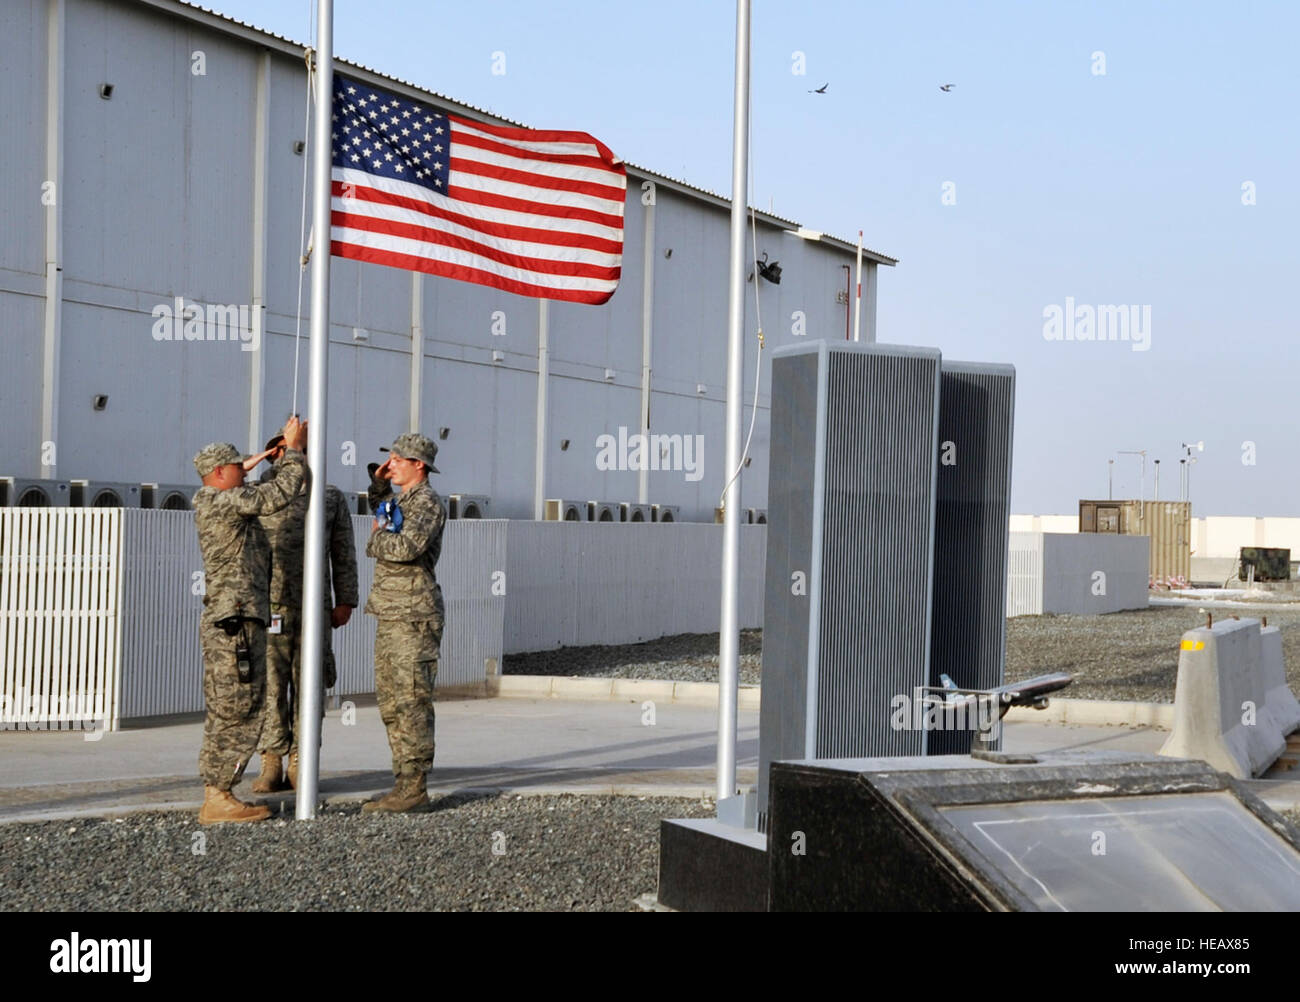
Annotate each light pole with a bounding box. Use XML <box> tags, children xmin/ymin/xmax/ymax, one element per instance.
<box><xmin>1153</xmin><ymin>459</ymin><xmax>1160</xmax><ymax>501</ymax></box>
<box><xmin>1179</xmin><ymin>441</ymin><xmax>1204</xmax><ymax>506</ymax></box>
<box><xmin>1108</xmin><ymin>459</ymin><xmax>1114</xmax><ymax>500</ymax></box>
<box><xmin>1118</xmin><ymin>449</ymin><xmax>1147</xmax><ymax>527</ymax></box>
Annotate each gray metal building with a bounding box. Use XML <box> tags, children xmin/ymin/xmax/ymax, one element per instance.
<box><xmin>2</xmin><ymin>0</ymin><xmax>895</xmax><ymax>520</ymax></box>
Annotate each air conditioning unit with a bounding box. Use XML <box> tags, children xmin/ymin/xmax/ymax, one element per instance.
<box><xmin>652</xmin><ymin>504</ymin><xmax>680</xmax><ymax>523</ymax></box>
<box><xmin>588</xmin><ymin>500</ymin><xmax>619</xmax><ymax>522</ymax></box>
<box><xmin>747</xmin><ymin>508</ymin><xmax>768</xmax><ymax>525</ymax></box>
<box><xmin>620</xmin><ymin>502</ymin><xmax>652</xmax><ymax>523</ymax></box>
<box><xmin>544</xmin><ymin>498</ymin><xmax>587</xmax><ymax>521</ymax></box>
<box><xmin>0</xmin><ymin>477</ymin><xmax>73</xmax><ymax>507</ymax></box>
<box><xmin>449</xmin><ymin>493</ymin><xmax>491</xmax><ymax>519</ymax></box>
<box><xmin>142</xmin><ymin>482</ymin><xmax>197</xmax><ymax>511</ymax></box>
<box><xmin>70</xmin><ymin>480</ymin><xmax>144</xmax><ymax>507</ymax></box>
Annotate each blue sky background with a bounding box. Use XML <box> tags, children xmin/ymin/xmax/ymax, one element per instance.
<box><xmin>208</xmin><ymin>0</ymin><xmax>1299</xmax><ymax>515</ymax></box>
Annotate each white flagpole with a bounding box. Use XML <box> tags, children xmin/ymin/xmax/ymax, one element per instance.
<box><xmin>853</xmin><ymin>229</ymin><xmax>863</xmax><ymax>342</ymax></box>
<box><xmin>717</xmin><ymin>0</ymin><xmax>750</xmax><ymax>809</ymax></box>
<box><xmin>297</xmin><ymin>0</ymin><xmax>333</xmax><ymax>821</ymax></box>
<box><xmin>533</xmin><ymin>298</ymin><xmax>549</xmax><ymax>520</ymax></box>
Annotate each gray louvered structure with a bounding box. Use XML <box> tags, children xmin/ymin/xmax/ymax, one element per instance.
<box><xmin>757</xmin><ymin>341</ymin><xmax>943</xmax><ymax>824</ymax></box>
<box><xmin>928</xmin><ymin>362</ymin><xmax>1016</xmax><ymax>754</ymax></box>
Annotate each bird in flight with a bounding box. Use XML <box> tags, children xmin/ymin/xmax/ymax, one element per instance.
<box><xmin>809</xmin><ymin>82</ymin><xmax>828</xmax><ymax>94</ymax></box>
<box><xmin>939</xmin><ymin>83</ymin><xmax>955</xmax><ymax>92</ymax></box>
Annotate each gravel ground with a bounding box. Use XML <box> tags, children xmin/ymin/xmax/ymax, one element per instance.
<box><xmin>505</xmin><ymin>630</ymin><xmax>763</xmax><ymax>686</ymax></box>
<box><xmin>0</xmin><ymin>794</ymin><xmax>712</xmax><ymax>912</ymax></box>
<box><xmin>1006</xmin><ymin>606</ymin><xmax>1300</xmax><ymax>702</ymax></box>
<box><xmin>504</xmin><ymin>607</ymin><xmax>1300</xmax><ymax>704</ymax></box>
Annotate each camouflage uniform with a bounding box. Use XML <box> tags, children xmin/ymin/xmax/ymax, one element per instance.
<box><xmin>192</xmin><ymin>445</ymin><xmax>306</xmax><ymax>790</ymax></box>
<box><xmin>257</xmin><ymin>469</ymin><xmax>360</xmax><ymax>758</ymax></box>
<box><xmin>365</xmin><ymin>447</ymin><xmax>446</xmax><ymax>781</ymax></box>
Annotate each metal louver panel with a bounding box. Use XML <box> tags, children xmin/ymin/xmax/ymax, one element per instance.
<box><xmin>928</xmin><ymin>362</ymin><xmax>1016</xmax><ymax>754</ymax></box>
<box><xmin>759</xmin><ymin>341</ymin><xmax>942</xmax><ymax>821</ymax></box>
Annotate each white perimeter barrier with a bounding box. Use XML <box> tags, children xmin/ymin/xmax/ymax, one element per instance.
<box><xmin>4</xmin><ymin>509</ymin><xmax>506</xmax><ymax>727</ymax></box>
<box><xmin>332</xmin><ymin>516</ymin><xmax>506</xmax><ymax>699</ymax></box>
<box><xmin>1159</xmin><ymin>618</ymin><xmax>1300</xmax><ymax>778</ymax></box>
<box><xmin>502</xmin><ymin>522</ymin><xmax>766</xmax><ymax>653</ymax></box>
<box><xmin>1007</xmin><ymin>532</ymin><xmax>1148</xmax><ymax>617</ymax></box>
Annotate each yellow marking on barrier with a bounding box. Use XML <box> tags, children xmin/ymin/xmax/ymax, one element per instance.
<box><xmin>1180</xmin><ymin>639</ymin><xmax>1205</xmax><ymax>651</ymax></box>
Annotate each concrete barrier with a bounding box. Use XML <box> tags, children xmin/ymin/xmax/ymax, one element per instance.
<box><xmin>1261</xmin><ymin>625</ymin><xmax>1300</xmax><ymax>739</ymax></box>
<box><xmin>1159</xmin><ymin>618</ymin><xmax>1299</xmax><ymax>778</ymax></box>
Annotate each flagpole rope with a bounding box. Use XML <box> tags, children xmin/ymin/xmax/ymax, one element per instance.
<box><xmin>718</xmin><ymin>99</ymin><xmax>766</xmax><ymax>514</ymax></box>
<box><xmin>290</xmin><ymin>10</ymin><xmax>316</xmax><ymax>420</ymax></box>
<box><xmin>289</xmin><ymin>0</ymin><xmax>317</xmax><ymax>418</ymax></box>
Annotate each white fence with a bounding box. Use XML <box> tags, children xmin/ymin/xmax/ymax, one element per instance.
<box><xmin>119</xmin><ymin>510</ymin><xmax>204</xmax><ymax>719</ymax></box>
<box><xmin>502</xmin><ymin>522</ymin><xmax>766</xmax><ymax>653</ymax></box>
<box><xmin>332</xmin><ymin>516</ymin><xmax>507</xmax><ymax>696</ymax></box>
<box><xmin>0</xmin><ymin>508</ymin><xmax>124</xmax><ymax>729</ymax></box>
<box><xmin>4</xmin><ymin>508</ymin><xmax>506</xmax><ymax>727</ymax></box>
<box><xmin>14</xmin><ymin>512</ymin><xmax>1148</xmax><ymax>729</ymax></box>
<box><xmin>1007</xmin><ymin>531</ymin><xmax>1149</xmax><ymax>617</ymax></box>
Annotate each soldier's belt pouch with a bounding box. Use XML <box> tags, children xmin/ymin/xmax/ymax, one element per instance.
<box><xmin>235</xmin><ymin>638</ymin><xmax>252</xmax><ymax>683</ymax></box>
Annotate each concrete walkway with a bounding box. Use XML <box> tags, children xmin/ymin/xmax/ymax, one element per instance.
<box><xmin>2</xmin><ymin>697</ymin><xmax>1296</xmax><ymax>822</ymax></box>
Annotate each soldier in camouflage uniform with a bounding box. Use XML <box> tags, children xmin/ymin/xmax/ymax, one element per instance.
<box><xmin>362</xmin><ymin>432</ymin><xmax>446</xmax><ymax>813</ymax></box>
<box><xmin>191</xmin><ymin>417</ymin><xmax>307</xmax><ymax>825</ymax></box>
<box><xmin>251</xmin><ymin>431</ymin><xmax>360</xmax><ymax>793</ymax></box>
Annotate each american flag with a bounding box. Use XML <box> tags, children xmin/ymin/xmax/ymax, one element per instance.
<box><xmin>330</xmin><ymin>73</ymin><xmax>627</xmax><ymax>305</ymax></box>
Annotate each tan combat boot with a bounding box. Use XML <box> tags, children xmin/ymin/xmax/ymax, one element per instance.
<box><xmin>286</xmin><ymin>751</ymin><xmax>299</xmax><ymax>790</ymax></box>
<box><xmin>361</xmin><ymin>773</ymin><xmax>429</xmax><ymax>814</ymax></box>
<box><xmin>251</xmin><ymin>754</ymin><xmax>285</xmax><ymax>793</ymax></box>
<box><xmin>199</xmin><ymin>786</ymin><xmax>272</xmax><ymax>825</ymax></box>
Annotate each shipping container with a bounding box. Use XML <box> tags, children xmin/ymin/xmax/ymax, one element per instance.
<box><xmin>1078</xmin><ymin>499</ymin><xmax>1190</xmax><ymax>585</ymax></box>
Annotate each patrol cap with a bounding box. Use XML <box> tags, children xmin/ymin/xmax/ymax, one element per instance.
<box><xmin>381</xmin><ymin>432</ymin><xmax>440</xmax><ymax>474</ymax></box>
<box><xmin>194</xmin><ymin>442</ymin><xmax>247</xmax><ymax>478</ymax></box>
<box><xmin>264</xmin><ymin>432</ymin><xmax>286</xmax><ymax>452</ymax></box>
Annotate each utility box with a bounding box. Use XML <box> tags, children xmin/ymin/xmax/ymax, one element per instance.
<box><xmin>1240</xmin><ymin>547</ymin><xmax>1291</xmax><ymax>582</ymax></box>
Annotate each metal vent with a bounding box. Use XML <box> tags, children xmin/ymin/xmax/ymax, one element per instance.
<box><xmin>588</xmin><ymin>500</ymin><xmax>619</xmax><ymax>522</ymax></box>
<box><xmin>651</xmin><ymin>504</ymin><xmax>680</xmax><ymax>523</ymax></box>
<box><xmin>449</xmin><ymin>493</ymin><xmax>491</xmax><ymax>519</ymax></box>
<box><xmin>928</xmin><ymin>362</ymin><xmax>1015</xmax><ymax>754</ymax></box>
<box><xmin>71</xmin><ymin>481</ymin><xmax>144</xmax><ymax>508</ymax></box>
<box><xmin>544</xmin><ymin>499</ymin><xmax>587</xmax><ymax>521</ymax></box>
<box><xmin>620</xmin><ymin>502</ymin><xmax>652</xmax><ymax>522</ymax></box>
<box><xmin>142</xmin><ymin>483</ymin><xmax>197</xmax><ymax>511</ymax></box>
<box><xmin>2</xmin><ymin>478</ymin><xmax>72</xmax><ymax>507</ymax></box>
<box><xmin>758</xmin><ymin>341</ymin><xmax>942</xmax><ymax>822</ymax></box>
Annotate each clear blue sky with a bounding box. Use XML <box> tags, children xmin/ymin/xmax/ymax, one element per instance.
<box><xmin>208</xmin><ymin>0</ymin><xmax>1300</xmax><ymax>516</ymax></box>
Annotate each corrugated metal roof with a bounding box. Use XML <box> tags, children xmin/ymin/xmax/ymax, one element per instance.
<box><xmin>139</xmin><ymin>0</ymin><xmax>897</xmax><ymax>266</ymax></box>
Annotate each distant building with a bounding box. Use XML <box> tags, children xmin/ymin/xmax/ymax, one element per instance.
<box><xmin>1</xmin><ymin>0</ymin><xmax>895</xmax><ymax>519</ymax></box>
